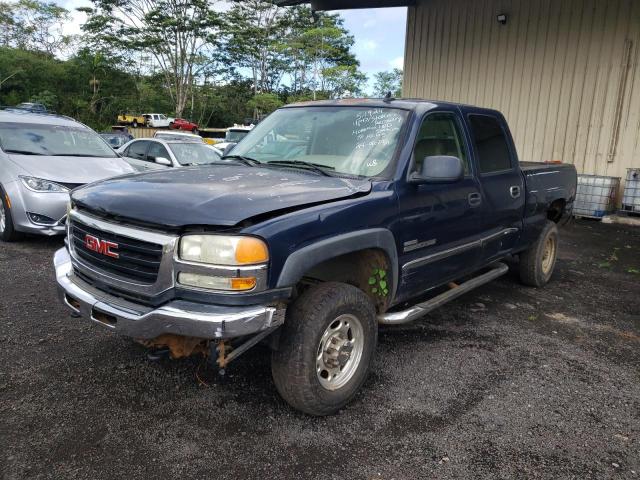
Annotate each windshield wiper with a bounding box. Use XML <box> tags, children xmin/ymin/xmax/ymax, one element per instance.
<box><xmin>221</xmin><ymin>154</ymin><xmax>260</xmax><ymax>167</ymax></box>
<box><xmin>266</xmin><ymin>160</ymin><xmax>335</xmax><ymax>177</ymax></box>
<box><xmin>3</xmin><ymin>149</ymin><xmax>45</xmax><ymax>155</ymax></box>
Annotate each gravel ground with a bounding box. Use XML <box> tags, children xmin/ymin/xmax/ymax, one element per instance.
<box><xmin>1</xmin><ymin>219</ymin><xmax>639</xmax><ymax>480</ymax></box>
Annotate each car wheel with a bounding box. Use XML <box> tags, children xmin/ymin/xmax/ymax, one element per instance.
<box><xmin>519</xmin><ymin>220</ymin><xmax>559</xmax><ymax>287</ymax></box>
<box><xmin>193</xmin><ymin>128</ymin><xmax>199</xmax><ymax>135</ymax></box>
<box><xmin>271</xmin><ymin>282</ymin><xmax>377</xmax><ymax>416</ymax></box>
<box><xmin>0</xmin><ymin>188</ymin><xmax>24</xmax><ymax>242</ymax></box>
<box><xmin>169</xmin><ymin>122</ymin><xmax>174</xmax><ymax>129</ymax></box>
<box><xmin>132</xmin><ymin>120</ymin><xmax>138</xmax><ymax>128</ymax></box>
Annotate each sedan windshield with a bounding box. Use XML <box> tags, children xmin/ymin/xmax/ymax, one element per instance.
<box><xmin>229</xmin><ymin>107</ymin><xmax>408</xmax><ymax>177</ymax></box>
<box><xmin>0</xmin><ymin>122</ymin><xmax>118</xmax><ymax>158</ymax></box>
<box><xmin>168</xmin><ymin>142</ymin><xmax>222</xmax><ymax>165</ymax></box>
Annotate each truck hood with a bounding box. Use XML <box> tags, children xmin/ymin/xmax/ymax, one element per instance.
<box><xmin>8</xmin><ymin>154</ymin><xmax>135</xmax><ymax>184</ymax></box>
<box><xmin>71</xmin><ymin>165</ymin><xmax>372</xmax><ymax>227</ymax></box>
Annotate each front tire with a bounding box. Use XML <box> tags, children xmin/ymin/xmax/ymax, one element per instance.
<box><xmin>271</xmin><ymin>282</ymin><xmax>377</xmax><ymax>416</ymax></box>
<box><xmin>519</xmin><ymin>220</ymin><xmax>559</xmax><ymax>287</ymax></box>
<box><xmin>132</xmin><ymin>120</ymin><xmax>138</xmax><ymax>128</ymax></box>
<box><xmin>0</xmin><ymin>188</ymin><xmax>24</xmax><ymax>242</ymax></box>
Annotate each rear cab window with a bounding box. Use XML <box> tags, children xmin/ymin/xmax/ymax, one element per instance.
<box><xmin>468</xmin><ymin>114</ymin><xmax>513</xmax><ymax>174</ymax></box>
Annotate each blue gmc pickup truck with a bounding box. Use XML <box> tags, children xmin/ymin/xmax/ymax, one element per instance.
<box><xmin>54</xmin><ymin>99</ymin><xmax>577</xmax><ymax>415</ymax></box>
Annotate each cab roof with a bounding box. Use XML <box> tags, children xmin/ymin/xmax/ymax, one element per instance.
<box><xmin>282</xmin><ymin>97</ymin><xmax>503</xmax><ymax>116</ymax></box>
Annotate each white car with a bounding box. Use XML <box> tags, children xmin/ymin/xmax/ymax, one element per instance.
<box><xmin>117</xmin><ymin>138</ymin><xmax>222</xmax><ymax>172</ymax></box>
<box><xmin>212</xmin><ymin>125</ymin><xmax>254</xmax><ymax>154</ymax></box>
<box><xmin>142</xmin><ymin>113</ymin><xmax>172</xmax><ymax>128</ymax></box>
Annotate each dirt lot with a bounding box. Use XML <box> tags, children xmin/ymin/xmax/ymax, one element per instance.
<box><xmin>0</xmin><ymin>219</ymin><xmax>639</xmax><ymax>480</ymax></box>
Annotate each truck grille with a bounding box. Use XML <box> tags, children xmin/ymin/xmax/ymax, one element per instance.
<box><xmin>69</xmin><ymin>219</ymin><xmax>164</xmax><ymax>284</ymax></box>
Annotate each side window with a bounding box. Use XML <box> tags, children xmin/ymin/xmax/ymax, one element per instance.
<box><xmin>147</xmin><ymin>142</ymin><xmax>170</xmax><ymax>162</ymax></box>
<box><xmin>468</xmin><ymin>114</ymin><xmax>512</xmax><ymax>174</ymax></box>
<box><xmin>412</xmin><ymin>113</ymin><xmax>470</xmax><ymax>175</ymax></box>
<box><xmin>127</xmin><ymin>141</ymin><xmax>148</xmax><ymax>161</ymax></box>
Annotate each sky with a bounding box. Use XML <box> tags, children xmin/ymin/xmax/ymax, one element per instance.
<box><xmin>55</xmin><ymin>1</ymin><xmax>407</xmax><ymax>93</ymax></box>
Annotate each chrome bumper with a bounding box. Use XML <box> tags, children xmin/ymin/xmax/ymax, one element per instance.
<box><xmin>54</xmin><ymin>248</ymin><xmax>284</xmax><ymax>340</ymax></box>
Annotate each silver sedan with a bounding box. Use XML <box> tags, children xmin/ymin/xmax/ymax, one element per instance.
<box><xmin>117</xmin><ymin>138</ymin><xmax>222</xmax><ymax>172</ymax></box>
<box><xmin>0</xmin><ymin>110</ymin><xmax>135</xmax><ymax>241</ymax></box>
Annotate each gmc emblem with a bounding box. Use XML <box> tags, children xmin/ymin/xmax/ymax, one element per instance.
<box><xmin>84</xmin><ymin>234</ymin><xmax>119</xmax><ymax>259</ymax></box>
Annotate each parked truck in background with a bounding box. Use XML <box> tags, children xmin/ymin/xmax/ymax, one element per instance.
<box><xmin>117</xmin><ymin>113</ymin><xmax>146</xmax><ymax>128</ymax></box>
<box><xmin>54</xmin><ymin>99</ymin><xmax>577</xmax><ymax>416</ymax></box>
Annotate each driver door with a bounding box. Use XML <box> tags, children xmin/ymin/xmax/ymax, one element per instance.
<box><xmin>394</xmin><ymin>111</ymin><xmax>486</xmax><ymax>301</ymax></box>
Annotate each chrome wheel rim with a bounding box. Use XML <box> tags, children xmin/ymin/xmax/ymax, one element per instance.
<box><xmin>316</xmin><ymin>314</ymin><xmax>364</xmax><ymax>391</ymax></box>
<box><xmin>0</xmin><ymin>200</ymin><xmax>5</xmax><ymax>233</ymax></box>
<box><xmin>541</xmin><ymin>235</ymin><xmax>556</xmax><ymax>275</ymax></box>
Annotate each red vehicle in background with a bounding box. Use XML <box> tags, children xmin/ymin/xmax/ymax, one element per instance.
<box><xmin>170</xmin><ymin>118</ymin><xmax>199</xmax><ymax>134</ymax></box>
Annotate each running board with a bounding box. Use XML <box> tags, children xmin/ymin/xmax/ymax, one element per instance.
<box><xmin>378</xmin><ymin>262</ymin><xmax>509</xmax><ymax>325</ymax></box>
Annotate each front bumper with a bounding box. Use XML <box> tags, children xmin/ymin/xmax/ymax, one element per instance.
<box><xmin>54</xmin><ymin>248</ymin><xmax>284</xmax><ymax>339</ymax></box>
<box><xmin>5</xmin><ymin>181</ymin><xmax>67</xmax><ymax>235</ymax></box>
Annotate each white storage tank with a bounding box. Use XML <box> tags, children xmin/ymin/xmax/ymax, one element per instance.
<box><xmin>573</xmin><ymin>175</ymin><xmax>620</xmax><ymax>219</ymax></box>
<box><xmin>621</xmin><ymin>169</ymin><xmax>640</xmax><ymax>215</ymax></box>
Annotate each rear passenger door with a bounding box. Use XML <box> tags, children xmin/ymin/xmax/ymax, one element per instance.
<box><xmin>464</xmin><ymin>111</ymin><xmax>525</xmax><ymax>261</ymax></box>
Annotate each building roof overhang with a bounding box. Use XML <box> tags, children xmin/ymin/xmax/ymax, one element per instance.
<box><xmin>275</xmin><ymin>0</ymin><xmax>414</xmax><ymax>10</ymax></box>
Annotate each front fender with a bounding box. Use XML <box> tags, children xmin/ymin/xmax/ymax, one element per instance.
<box><xmin>276</xmin><ymin>228</ymin><xmax>399</xmax><ymax>299</ymax></box>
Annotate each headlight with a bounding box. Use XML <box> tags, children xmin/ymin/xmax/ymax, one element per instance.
<box><xmin>20</xmin><ymin>176</ymin><xmax>68</xmax><ymax>193</ymax></box>
<box><xmin>179</xmin><ymin>235</ymin><xmax>269</xmax><ymax>266</ymax></box>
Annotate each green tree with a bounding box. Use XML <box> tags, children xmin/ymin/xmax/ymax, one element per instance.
<box><xmin>247</xmin><ymin>92</ymin><xmax>283</xmax><ymax>118</ymax></box>
<box><xmin>79</xmin><ymin>0</ymin><xmax>222</xmax><ymax>117</ymax></box>
<box><xmin>0</xmin><ymin>0</ymin><xmax>73</xmax><ymax>57</ymax></box>
<box><xmin>372</xmin><ymin>68</ymin><xmax>403</xmax><ymax>97</ymax></box>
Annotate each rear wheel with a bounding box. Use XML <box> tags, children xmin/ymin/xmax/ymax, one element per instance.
<box><xmin>271</xmin><ymin>282</ymin><xmax>377</xmax><ymax>416</ymax></box>
<box><xmin>0</xmin><ymin>188</ymin><xmax>24</xmax><ymax>242</ymax></box>
<box><xmin>519</xmin><ymin>220</ymin><xmax>558</xmax><ymax>287</ymax></box>
<box><xmin>132</xmin><ymin>120</ymin><xmax>138</xmax><ymax>128</ymax></box>
<box><xmin>193</xmin><ymin>128</ymin><xmax>199</xmax><ymax>135</ymax></box>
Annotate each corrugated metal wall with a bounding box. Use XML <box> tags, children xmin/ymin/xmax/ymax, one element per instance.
<box><xmin>403</xmin><ymin>0</ymin><xmax>640</xmax><ymax>186</ymax></box>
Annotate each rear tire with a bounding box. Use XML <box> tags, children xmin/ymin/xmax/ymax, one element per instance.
<box><xmin>519</xmin><ymin>220</ymin><xmax>558</xmax><ymax>287</ymax></box>
<box><xmin>193</xmin><ymin>128</ymin><xmax>199</xmax><ymax>135</ymax></box>
<box><xmin>132</xmin><ymin>120</ymin><xmax>138</xmax><ymax>128</ymax></box>
<box><xmin>0</xmin><ymin>188</ymin><xmax>24</xmax><ymax>242</ymax></box>
<box><xmin>271</xmin><ymin>282</ymin><xmax>377</xmax><ymax>416</ymax></box>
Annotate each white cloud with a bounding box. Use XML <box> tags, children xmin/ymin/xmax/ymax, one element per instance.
<box><xmin>362</xmin><ymin>40</ymin><xmax>378</xmax><ymax>52</ymax></box>
<box><xmin>390</xmin><ymin>56</ymin><xmax>404</xmax><ymax>70</ymax></box>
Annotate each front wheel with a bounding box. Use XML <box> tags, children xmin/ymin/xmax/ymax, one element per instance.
<box><xmin>0</xmin><ymin>188</ymin><xmax>24</xmax><ymax>242</ymax></box>
<box><xmin>271</xmin><ymin>282</ymin><xmax>377</xmax><ymax>416</ymax></box>
<box><xmin>193</xmin><ymin>128</ymin><xmax>199</xmax><ymax>135</ymax></box>
<box><xmin>132</xmin><ymin>120</ymin><xmax>138</xmax><ymax>128</ymax></box>
<box><xmin>519</xmin><ymin>220</ymin><xmax>559</xmax><ymax>287</ymax></box>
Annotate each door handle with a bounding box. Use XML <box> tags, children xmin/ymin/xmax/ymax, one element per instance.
<box><xmin>510</xmin><ymin>186</ymin><xmax>521</xmax><ymax>198</ymax></box>
<box><xmin>468</xmin><ymin>192</ymin><xmax>482</xmax><ymax>207</ymax></box>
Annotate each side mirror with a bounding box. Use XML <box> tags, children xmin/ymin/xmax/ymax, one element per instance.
<box><xmin>409</xmin><ymin>155</ymin><xmax>464</xmax><ymax>184</ymax></box>
<box><xmin>155</xmin><ymin>157</ymin><xmax>172</xmax><ymax>166</ymax></box>
<box><xmin>222</xmin><ymin>143</ymin><xmax>237</xmax><ymax>156</ymax></box>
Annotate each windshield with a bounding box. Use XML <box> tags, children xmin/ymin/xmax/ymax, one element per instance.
<box><xmin>230</xmin><ymin>107</ymin><xmax>408</xmax><ymax>177</ymax></box>
<box><xmin>226</xmin><ymin>130</ymin><xmax>249</xmax><ymax>142</ymax></box>
<box><xmin>168</xmin><ymin>142</ymin><xmax>222</xmax><ymax>165</ymax></box>
<box><xmin>0</xmin><ymin>122</ymin><xmax>118</xmax><ymax>157</ymax></box>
